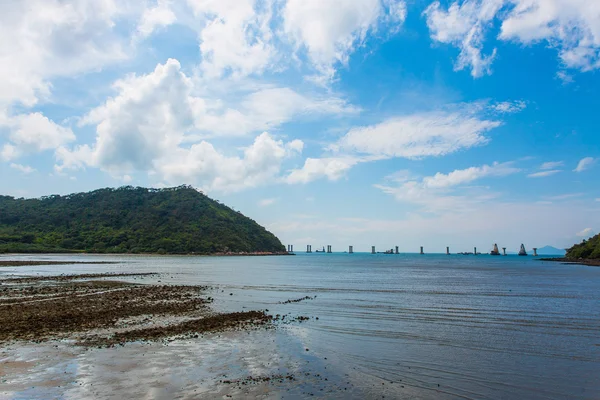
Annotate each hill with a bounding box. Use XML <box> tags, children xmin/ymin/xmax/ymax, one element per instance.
<box><xmin>0</xmin><ymin>185</ymin><xmax>285</xmax><ymax>254</ymax></box>
<box><xmin>536</xmin><ymin>246</ymin><xmax>566</xmax><ymax>256</ymax></box>
<box><xmin>566</xmin><ymin>234</ymin><xmax>600</xmax><ymax>260</ymax></box>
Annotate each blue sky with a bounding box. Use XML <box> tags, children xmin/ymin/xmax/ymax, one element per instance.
<box><xmin>1</xmin><ymin>0</ymin><xmax>599</xmax><ymax>252</ymax></box>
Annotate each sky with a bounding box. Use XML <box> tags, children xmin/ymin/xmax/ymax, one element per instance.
<box><xmin>1</xmin><ymin>0</ymin><xmax>599</xmax><ymax>253</ymax></box>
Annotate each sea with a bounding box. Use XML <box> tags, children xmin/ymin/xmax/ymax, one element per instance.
<box><xmin>1</xmin><ymin>253</ymin><xmax>599</xmax><ymax>399</ymax></box>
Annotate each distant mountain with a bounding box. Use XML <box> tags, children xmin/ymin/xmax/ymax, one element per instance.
<box><xmin>536</xmin><ymin>246</ymin><xmax>566</xmax><ymax>256</ymax></box>
<box><xmin>0</xmin><ymin>185</ymin><xmax>285</xmax><ymax>254</ymax></box>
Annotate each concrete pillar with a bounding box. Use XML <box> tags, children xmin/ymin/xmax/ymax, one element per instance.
<box><xmin>502</xmin><ymin>247</ymin><xmax>506</xmax><ymax>256</ymax></box>
<box><xmin>349</xmin><ymin>246</ymin><xmax>353</xmax><ymax>254</ymax></box>
<box><xmin>290</xmin><ymin>245</ymin><xmax>293</xmax><ymax>253</ymax></box>
<box><xmin>533</xmin><ymin>248</ymin><xmax>538</xmax><ymax>257</ymax></box>
<box><xmin>474</xmin><ymin>247</ymin><xmax>477</xmax><ymax>255</ymax></box>
<box><xmin>446</xmin><ymin>246</ymin><xmax>450</xmax><ymax>255</ymax></box>
<box><xmin>371</xmin><ymin>246</ymin><xmax>376</xmax><ymax>254</ymax></box>
<box><xmin>307</xmin><ymin>245</ymin><xmax>310</xmax><ymax>253</ymax></box>
<box><xmin>420</xmin><ymin>246</ymin><xmax>424</xmax><ymax>255</ymax></box>
<box><xmin>395</xmin><ymin>246</ymin><xmax>399</xmax><ymax>254</ymax></box>
<box><xmin>327</xmin><ymin>245</ymin><xmax>332</xmax><ymax>253</ymax></box>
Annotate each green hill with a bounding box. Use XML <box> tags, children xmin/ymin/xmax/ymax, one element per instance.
<box><xmin>566</xmin><ymin>234</ymin><xmax>600</xmax><ymax>260</ymax></box>
<box><xmin>0</xmin><ymin>185</ymin><xmax>285</xmax><ymax>254</ymax></box>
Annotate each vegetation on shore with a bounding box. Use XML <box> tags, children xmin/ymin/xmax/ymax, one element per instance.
<box><xmin>566</xmin><ymin>233</ymin><xmax>600</xmax><ymax>260</ymax></box>
<box><xmin>0</xmin><ymin>185</ymin><xmax>285</xmax><ymax>254</ymax></box>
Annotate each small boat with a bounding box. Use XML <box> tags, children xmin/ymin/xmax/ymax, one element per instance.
<box><xmin>518</xmin><ymin>244</ymin><xmax>527</xmax><ymax>256</ymax></box>
<box><xmin>490</xmin><ymin>243</ymin><xmax>500</xmax><ymax>256</ymax></box>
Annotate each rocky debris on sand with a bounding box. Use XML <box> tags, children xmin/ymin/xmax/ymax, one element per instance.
<box><xmin>83</xmin><ymin>311</ymin><xmax>274</xmax><ymax>347</ymax></box>
<box><xmin>0</xmin><ymin>272</ymin><xmax>157</xmax><ymax>284</ymax></box>
<box><xmin>279</xmin><ymin>295</ymin><xmax>316</xmax><ymax>304</ymax></box>
<box><xmin>0</xmin><ymin>279</ymin><xmax>211</xmax><ymax>343</ymax></box>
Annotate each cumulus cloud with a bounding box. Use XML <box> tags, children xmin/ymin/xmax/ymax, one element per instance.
<box><xmin>157</xmin><ymin>132</ymin><xmax>302</xmax><ymax>192</ymax></box>
<box><xmin>0</xmin><ymin>0</ymin><xmax>140</xmax><ymax>109</ymax></box>
<box><xmin>576</xmin><ymin>227</ymin><xmax>594</xmax><ymax>238</ymax></box>
<box><xmin>425</xmin><ymin>0</ymin><xmax>600</xmax><ymax>77</ymax></box>
<box><xmin>1</xmin><ymin>113</ymin><xmax>75</xmax><ymax>159</ymax></box>
<box><xmin>285</xmin><ymin>157</ymin><xmax>361</xmax><ymax>184</ymax></box>
<box><xmin>189</xmin><ymin>0</ymin><xmax>276</xmax><ymax>78</ymax></box>
<box><xmin>283</xmin><ymin>0</ymin><xmax>406</xmax><ymax>82</ymax></box>
<box><xmin>332</xmin><ymin>109</ymin><xmax>501</xmax><ymax>159</ymax></box>
<box><xmin>137</xmin><ymin>0</ymin><xmax>177</xmax><ymax>38</ymax></box>
<box><xmin>54</xmin><ymin>59</ymin><xmax>311</xmax><ymax>192</ymax></box>
<box><xmin>574</xmin><ymin>157</ymin><xmax>595</xmax><ymax>172</ymax></box>
<box><xmin>375</xmin><ymin>161</ymin><xmax>519</xmax><ymax>212</ymax></box>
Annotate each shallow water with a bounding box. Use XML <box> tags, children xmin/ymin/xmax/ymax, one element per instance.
<box><xmin>1</xmin><ymin>253</ymin><xmax>599</xmax><ymax>399</ymax></box>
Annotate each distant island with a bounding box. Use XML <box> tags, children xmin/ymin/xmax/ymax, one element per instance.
<box><xmin>536</xmin><ymin>246</ymin><xmax>566</xmax><ymax>256</ymax></box>
<box><xmin>541</xmin><ymin>234</ymin><xmax>600</xmax><ymax>266</ymax></box>
<box><xmin>0</xmin><ymin>185</ymin><xmax>286</xmax><ymax>255</ymax></box>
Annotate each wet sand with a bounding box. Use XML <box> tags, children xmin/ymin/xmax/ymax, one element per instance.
<box><xmin>0</xmin><ymin>260</ymin><xmax>118</xmax><ymax>267</ymax></box>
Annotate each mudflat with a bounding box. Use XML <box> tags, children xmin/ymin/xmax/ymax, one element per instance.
<box><xmin>0</xmin><ymin>272</ymin><xmax>272</xmax><ymax>346</ymax></box>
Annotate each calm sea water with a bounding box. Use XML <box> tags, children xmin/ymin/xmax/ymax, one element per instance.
<box><xmin>1</xmin><ymin>253</ymin><xmax>599</xmax><ymax>399</ymax></box>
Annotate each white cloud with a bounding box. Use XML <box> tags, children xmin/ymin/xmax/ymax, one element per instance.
<box><xmin>0</xmin><ymin>0</ymin><xmax>140</xmax><ymax>109</ymax></box>
<box><xmin>190</xmin><ymin>87</ymin><xmax>358</xmax><ymax>138</ymax></box>
<box><xmin>283</xmin><ymin>0</ymin><xmax>406</xmax><ymax>81</ymax></box>
<box><xmin>492</xmin><ymin>100</ymin><xmax>526</xmax><ymax>113</ymax></box>
<box><xmin>258</xmin><ymin>198</ymin><xmax>278</xmax><ymax>207</ymax></box>
<box><xmin>499</xmin><ymin>1</ymin><xmax>600</xmax><ymax>71</ymax></box>
<box><xmin>2</xmin><ymin>113</ymin><xmax>75</xmax><ymax>157</ymax></box>
<box><xmin>556</xmin><ymin>71</ymin><xmax>574</xmax><ymax>85</ymax></box>
<box><xmin>157</xmin><ymin>132</ymin><xmax>301</xmax><ymax>192</ymax></box>
<box><xmin>574</xmin><ymin>157</ymin><xmax>595</xmax><ymax>172</ymax></box>
<box><xmin>188</xmin><ymin>0</ymin><xmax>275</xmax><ymax>78</ymax></box>
<box><xmin>375</xmin><ymin>161</ymin><xmax>519</xmax><ymax>212</ymax></box>
<box><xmin>1</xmin><ymin>144</ymin><xmax>19</xmax><ymax>162</ymax></box>
<box><xmin>425</xmin><ymin>0</ymin><xmax>600</xmax><ymax>77</ymax></box>
<box><xmin>285</xmin><ymin>156</ymin><xmax>360</xmax><ymax>184</ymax></box>
<box><xmin>137</xmin><ymin>0</ymin><xmax>177</xmax><ymax>38</ymax></box>
<box><xmin>540</xmin><ymin>161</ymin><xmax>564</xmax><ymax>170</ymax></box>
<box><xmin>528</xmin><ymin>170</ymin><xmax>561</xmax><ymax>178</ymax></box>
<box><xmin>576</xmin><ymin>227</ymin><xmax>594</xmax><ymax>238</ymax></box>
<box><xmin>56</xmin><ymin>59</ymin><xmax>308</xmax><ymax>192</ymax></box>
<box><xmin>332</xmin><ymin>109</ymin><xmax>501</xmax><ymax>158</ymax></box>
<box><xmin>423</xmin><ymin>161</ymin><xmax>520</xmax><ymax>188</ymax></box>
<box><xmin>9</xmin><ymin>163</ymin><xmax>36</xmax><ymax>174</ymax></box>
<box><xmin>424</xmin><ymin>0</ymin><xmax>504</xmax><ymax>78</ymax></box>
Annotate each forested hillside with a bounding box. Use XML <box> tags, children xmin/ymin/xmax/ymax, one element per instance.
<box><xmin>0</xmin><ymin>185</ymin><xmax>285</xmax><ymax>254</ymax></box>
<box><xmin>566</xmin><ymin>234</ymin><xmax>600</xmax><ymax>260</ymax></box>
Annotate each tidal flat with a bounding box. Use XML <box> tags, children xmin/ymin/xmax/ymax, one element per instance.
<box><xmin>1</xmin><ymin>254</ymin><xmax>600</xmax><ymax>399</ymax></box>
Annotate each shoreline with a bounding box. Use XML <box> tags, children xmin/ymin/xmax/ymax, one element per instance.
<box><xmin>539</xmin><ymin>257</ymin><xmax>600</xmax><ymax>267</ymax></box>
